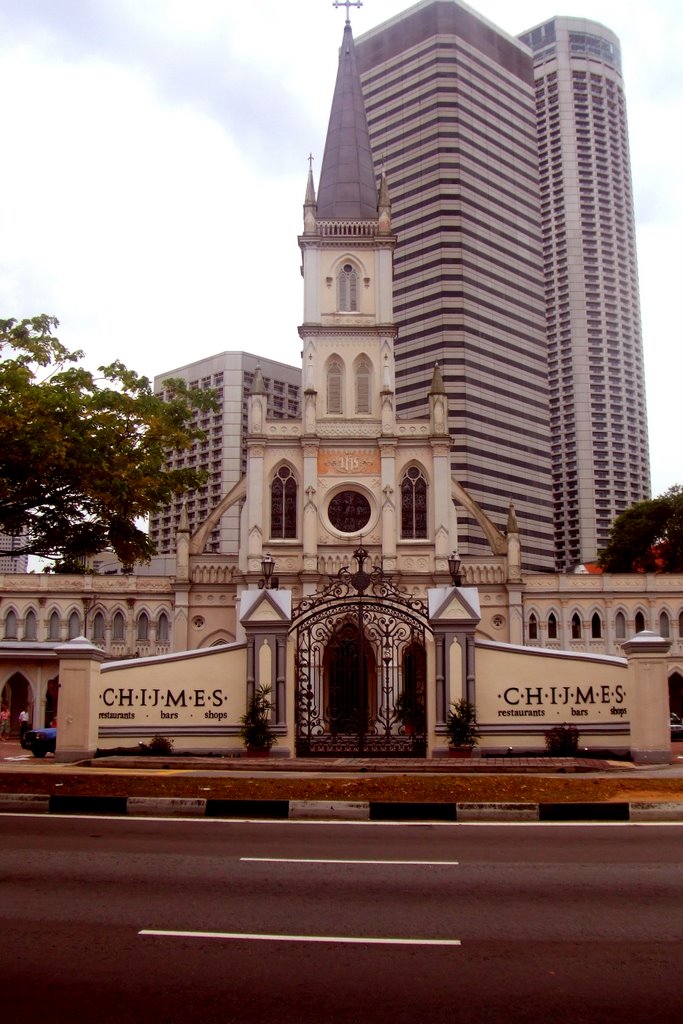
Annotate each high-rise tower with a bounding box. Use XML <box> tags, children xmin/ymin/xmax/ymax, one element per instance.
<box><xmin>355</xmin><ymin>0</ymin><xmax>555</xmax><ymax>571</ymax></box>
<box><xmin>518</xmin><ymin>17</ymin><xmax>650</xmax><ymax>569</ymax></box>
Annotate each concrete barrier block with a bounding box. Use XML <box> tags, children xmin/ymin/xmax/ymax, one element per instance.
<box><xmin>127</xmin><ymin>797</ymin><xmax>207</xmax><ymax>817</ymax></box>
<box><xmin>0</xmin><ymin>793</ymin><xmax>51</xmax><ymax>813</ymax></box>
<box><xmin>629</xmin><ymin>801</ymin><xmax>683</xmax><ymax>822</ymax></box>
<box><xmin>456</xmin><ymin>802</ymin><xmax>539</xmax><ymax>822</ymax></box>
<box><xmin>288</xmin><ymin>800</ymin><xmax>370</xmax><ymax>820</ymax></box>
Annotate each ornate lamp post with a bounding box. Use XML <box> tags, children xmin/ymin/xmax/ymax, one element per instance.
<box><xmin>258</xmin><ymin>553</ymin><xmax>279</xmax><ymax>590</ymax></box>
<box><xmin>448</xmin><ymin>550</ymin><xmax>463</xmax><ymax>587</ymax></box>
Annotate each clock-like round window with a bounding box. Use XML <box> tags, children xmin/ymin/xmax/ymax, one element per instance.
<box><xmin>327</xmin><ymin>490</ymin><xmax>371</xmax><ymax>534</ymax></box>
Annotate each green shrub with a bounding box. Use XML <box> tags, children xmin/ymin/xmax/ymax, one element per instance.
<box><xmin>145</xmin><ymin>734</ymin><xmax>174</xmax><ymax>756</ymax></box>
<box><xmin>446</xmin><ymin>698</ymin><xmax>478</xmax><ymax>748</ymax></box>
<box><xmin>544</xmin><ymin>723</ymin><xmax>579</xmax><ymax>756</ymax></box>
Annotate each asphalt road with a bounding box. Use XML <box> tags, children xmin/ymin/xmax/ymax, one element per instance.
<box><xmin>1</xmin><ymin>815</ymin><xmax>682</xmax><ymax>1023</ymax></box>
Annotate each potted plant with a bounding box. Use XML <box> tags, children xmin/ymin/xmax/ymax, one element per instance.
<box><xmin>446</xmin><ymin>697</ymin><xmax>478</xmax><ymax>757</ymax></box>
<box><xmin>394</xmin><ymin>690</ymin><xmax>425</xmax><ymax>736</ymax></box>
<box><xmin>240</xmin><ymin>684</ymin><xmax>275</xmax><ymax>756</ymax></box>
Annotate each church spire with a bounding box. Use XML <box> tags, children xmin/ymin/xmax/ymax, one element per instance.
<box><xmin>316</xmin><ymin>20</ymin><xmax>377</xmax><ymax>220</ymax></box>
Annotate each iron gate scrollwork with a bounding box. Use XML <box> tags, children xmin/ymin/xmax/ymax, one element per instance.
<box><xmin>293</xmin><ymin>546</ymin><xmax>429</xmax><ymax>757</ymax></box>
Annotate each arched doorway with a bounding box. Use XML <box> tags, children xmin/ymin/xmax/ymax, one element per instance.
<box><xmin>323</xmin><ymin>619</ymin><xmax>377</xmax><ymax>742</ymax></box>
<box><xmin>669</xmin><ymin>671</ymin><xmax>683</xmax><ymax>718</ymax></box>
<box><xmin>1</xmin><ymin>672</ymin><xmax>33</xmax><ymax>737</ymax></box>
<box><xmin>294</xmin><ymin>546</ymin><xmax>429</xmax><ymax>756</ymax></box>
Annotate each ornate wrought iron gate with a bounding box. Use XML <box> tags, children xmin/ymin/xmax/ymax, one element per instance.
<box><xmin>293</xmin><ymin>546</ymin><xmax>429</xmax><ymax>757</ymax></box>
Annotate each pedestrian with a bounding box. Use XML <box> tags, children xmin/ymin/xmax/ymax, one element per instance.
<box><xmin>19</xmin><ymin>707</ymin><xmax>29</xmax><ymax>742</ymax></box>
<box><xmin>0</xmin><ymin>702</ymin><xmax>10</xmax><ymax>742</ymax></box>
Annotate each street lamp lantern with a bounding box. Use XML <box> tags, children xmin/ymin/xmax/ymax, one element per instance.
<box><xmin>448</xmin><ymin>551</ymin><xmax>462</xmax><ymax>587</ymax></box>
<box><xmin>258</xmin><ymin>553</ymin><xmax>278</xmax><ymax>590</ymax></box>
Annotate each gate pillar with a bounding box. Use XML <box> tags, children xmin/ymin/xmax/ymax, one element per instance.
<box><xmin>239</xmin><ymin>589</ymin><xmax>292</xmax><ymax>751</ymax></box>
<box><xmin>428</xmin><ymin>587</ymin><xmax>481</xmax><ymax>755</ymax></box>
<box><xmin>623</xmin><ymin>630</ymin><xmax>672</xmax><ymax>765</ymax></box>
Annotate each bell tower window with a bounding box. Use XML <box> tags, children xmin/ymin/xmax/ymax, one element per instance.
<box><xmin>355</xmin><ymin>356</ymin><xmax>371</xmax><ymax>414</ymax></box>
<box><xmin>337</xmin><ymin>264</ymin><xmax>358</xmax><ymax>312</ymax></box>
<box><xmin>326</xmin><ymin>356</ymin><xmax>344</xmax><ymax>415</ymax></box>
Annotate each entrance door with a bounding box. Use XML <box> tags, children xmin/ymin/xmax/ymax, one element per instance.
<box><xmin>324</xmin><ymin>622</ymin><xmax>376</xmax><ymax>752</ymax></box>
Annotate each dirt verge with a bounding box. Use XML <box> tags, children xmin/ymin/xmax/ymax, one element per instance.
<box><xmin>1</xmin><ymin>769</ymin><xmax>682</xmax><ymax>805</ymax></box>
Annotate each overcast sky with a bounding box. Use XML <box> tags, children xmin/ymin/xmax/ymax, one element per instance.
<box><xmin>1</xmin><ymin>0</ymin><xmax>680</xmax><ymax>496</ymax></box>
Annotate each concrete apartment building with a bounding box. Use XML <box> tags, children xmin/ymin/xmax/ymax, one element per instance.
<box><xmin>0</xmin><ymin>533</ymin><xmax>28</xmax><ymax>574</ymax></box>
<box><xmin>355</xmin><ymin>0</ymin><xmax>555</xmax><ymax>571</ymax></box>
<box><xmin>518</xmin><ymin>17</ymin><xmax>650</xmax><ymax>570</ymax></box>
<box><xmin>150</xmin><ymin>353</ymin><xmax>301</xmax><ymax>556</ymax></box>
<box><xmin>355</xmin><ymin>1</ymin><xmax>649</xmax><ymax>571</ymax></box>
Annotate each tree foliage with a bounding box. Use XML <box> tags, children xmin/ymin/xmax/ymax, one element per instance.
<box><xmin>598</xmin><ymin>486</ymin><xmax>683</xmax><ymax>573</ymax></box>
<box><xmin>0</xmin><ymin>315</ymin><xmax>217</xmax><ymax>570</ymax></box>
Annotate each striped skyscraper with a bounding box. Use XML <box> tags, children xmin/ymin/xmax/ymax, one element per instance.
<box><xmin>356</xmin><ymin>0</ymin><xmax>555</xmax><ymax>571</ymax></box>
<box><xmin>518</xmin><ymin>17</ymin><xmax>650</xmax><ymax>569</ymax></box>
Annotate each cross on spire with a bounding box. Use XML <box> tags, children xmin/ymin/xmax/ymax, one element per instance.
<box><xmin>333</xmin><ymin>0</ymin><xmax>362</xmax><ymax>25</ymax></box>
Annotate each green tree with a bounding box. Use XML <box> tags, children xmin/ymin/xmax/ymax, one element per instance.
<box><xmin>0</xmin><ymin>315</ymin><xmax>216</xmax><ymax>571</ymax></box>
<box><xmin>599</xmin><ymin>486</ymin><xmax>683</xmax><ymax>573</ymax></box>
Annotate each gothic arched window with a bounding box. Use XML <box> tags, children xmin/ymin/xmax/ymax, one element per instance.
<box><xmin>571</xmin><ymin>612</ymin><xmax>582</xmax><ymax>640</ymax></box>
<box><xmin>337</xmin><ymin>263</ymin><xmax>358</xmax><ymax>312</ymax></box>
<box><xmin>68</xmin><ymin>611</ymin><xmax>81</xmax><ymax>639</ymax></box>
<box><xmin>547</xmin><ymin>612</ymin><xmax>558</xmax><ymax>640</ymax></box>
<box><xmin>93</xmin><ymin>612</ymin><xmax>105</xmax><ymax>642</ymax></box>
<box><xmin>355</xmin><ymin>356</ymin><xmax>371</xmax><ymax>414</ymax></box>
<box><xmin>112</xmin><ymin>611</ymin><xmax>125</xmax><ymax>641</ymax></box>
<box><xmin>615</xmin><ymin>611</ymin><xmax>626</xmax><ymax>640</ymax></box>
<box><xmin>591</xmin><ymin>612</ymin><xmax>602</xmax><ymax>639</ymax></box>
<box><xmin>4</xmin><ymin>610</ymin><xmax>17</xmax><ymax>639</ymax></box>
<box><xmin>635</xmin><ymin>610</ymin><xmax>645</xmax><ymax>634</ymax></box>
<box><xmin>271</xmin><ymin>465</ymin><xmax>297</xmax><ymax>539</ymax></box>
<box><xmin>401</xmin><ymin>467</ymin><xmax>428</xmax><ymax>539</ymax></box>
<box><xmin>24</xmin><ymin>609</ymin><xmax>37</xmax><ymax>640</ymax></box>
<box><xmin>137</xmin><ymin>612</ymin><xmax>149</xmax><ymax>642</ymax></box>
<box><xmin>659</xmin><ymin>611</ymin><xmax>670</xmax><ymax>638</ymax></box>
<box><xmin>48</xmin><ymin>611</ymin><xmax>61</xmax><ymax>641</ymax></box>
<box><xmin>157</xmin><ymin>612</ymin><xmax>170</xmax><ymax>643</ymax></box>
<box><xmin>528</xmin><ymin>613</ymin><xmax>538</xmax><ymax>641</ymax></box>
<box><xmin>326</xmin><ymin>357</ymin><xmax>344</xmax><ymax>415</ymax></box>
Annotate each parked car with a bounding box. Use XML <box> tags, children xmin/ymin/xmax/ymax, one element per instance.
<box><xmin>671</xmin><ymin>713</ymin><xmax>683</xmax><ymax>742</ymax></box>
<box><xmin>21</xmin><ymin>727</ymin><xmax>57</xmax><ymax>758</ymax></box>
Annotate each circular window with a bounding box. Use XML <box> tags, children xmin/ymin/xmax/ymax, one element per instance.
<box><xmin>327</xmin><ymin>491</ymin><xmax>371</xmax><ymax>534</ymax></box>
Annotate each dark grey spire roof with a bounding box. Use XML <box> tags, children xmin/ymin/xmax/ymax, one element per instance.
<box><xmin>316</xmin><ymin>21</ymin><xmax>378</xmax><ymax>220</ymax></box>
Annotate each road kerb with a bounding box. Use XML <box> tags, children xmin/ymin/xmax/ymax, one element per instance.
<box><xmin>0</xmin><ymin>793</ymin><xmax>50</xmax><ymax>813</ymax></box>
<box><xmin>289</xmin><ymin>800</ymin><xmax>370</xmax><ymax>820</ymax></box>
<box><xmin>628</xmin><ymin>801</ymin><xmax>683</xmax><ymax>822</ymax></box>
<box><xmin>456</xmin><ymin>802</ymin><xmax>538</xmax><ymax>822</ymax></box>
<box><xmin>127</xmin><ymin>797</ymin><xmax>208</xmax><ymax>817</ymax></box>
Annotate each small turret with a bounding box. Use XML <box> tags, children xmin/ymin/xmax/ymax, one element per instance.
<box><xmin>377</xmin><ymin>170</ymin><xmax>391</xmax><ymax>235</ymax></box>
<box><xmin>506</xmin><ymin>502</ymin><xmax>522</xmax><ymax>582</ymax></box>
<box><xmin>176</xmin><ymin>502</ymin><xmax>190</xmax><ymax>583</ymax></box>
<box><xmin>429</xmin><ymin>362</ymin><xmax>448</xmax><ymax>435</ymax></box>
<box><xmin>248</xmin><ymin>365</ymin><xmax>268</xmax><ymax>435</ymax></box>
<box><xmin>303</xmin><ymin>157</ymin><xmax>317</xmax><ymax>235</ymax></box>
